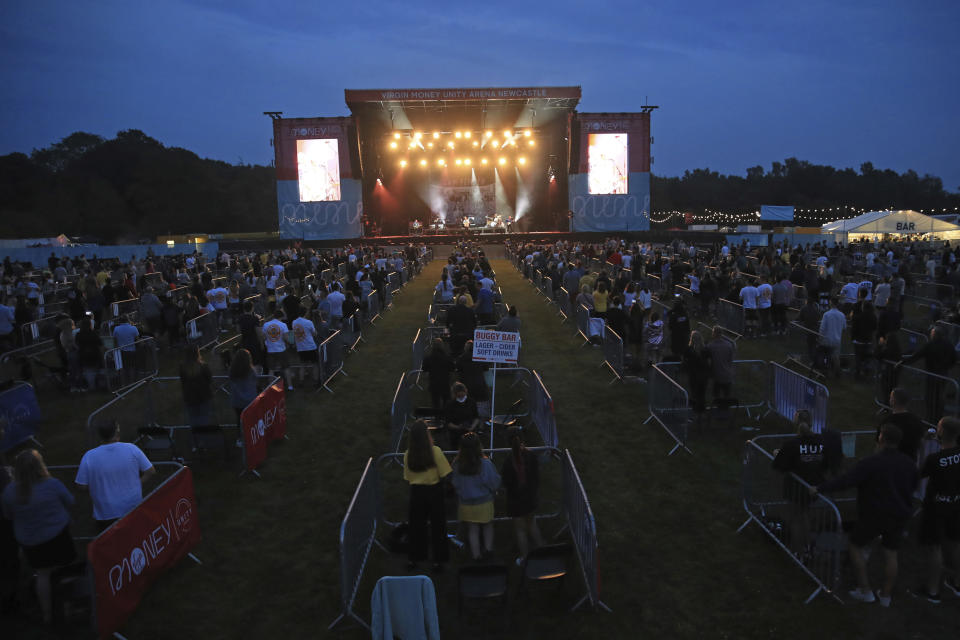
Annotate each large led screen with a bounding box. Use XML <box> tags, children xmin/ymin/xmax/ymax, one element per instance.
<box><xmin>296</xmin><ymin>139</ymin><xmax>341</xmax><ymax>202</ymax></box>
<box><xmin>588</xmin><ymin>133</ymin><xmax>628</xmax><ymax>195</ymax></box>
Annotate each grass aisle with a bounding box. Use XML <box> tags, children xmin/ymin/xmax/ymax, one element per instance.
<box><xmin>490</xmin><ymin>258</ymin><xmax>867</xmax><ymax>639</ymax></box>
<box><xmin>122</xmin><ymin>256</ymin><xmax>446</xmax><ymax>639</ymax></box>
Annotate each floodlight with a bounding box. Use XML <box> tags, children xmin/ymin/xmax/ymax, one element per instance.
<box><xmin>448</xmin><ymin>141</ymin><xmax>455</xmax><ymax>149</ymax></box>
<box><xmin>528</xmin><ymin>140</ymin><xmax>535</xmax><ymax>146</ymax></box>
<box><xmin>389</xmin><ymin>141</ymin><xmax>397</xmax><ymax>149</ymax></box>
<box><xmin>464</xmin><ymin>158</ymin><xmax>471</xmax><ymax>166</ymax></box>
<box><xmin>455</xmin><ymin>131</ymin><xmax>462</xmax><ymax>139</ymax></box>
<box><xmin>498</xmin><ymin>157</ymin><xmax>506</xmax><ymax>165</ymax></box>
<box><xmin>503</xmin><ymin>130</ymin><xmax>511</xmax><ymax>137</ymax></box>
<box><xmin>481</xmin><ymin>158</ymin><xmax>488</xmax><ymax>165</ymax></box>
<box><xmin>427</xmin><ymin>142</ymin><xmax>434</xmax><ymax>148</ymax></box>
<box><xmin>433</xmin><ymin>132</ymin><xmax>440</xmax><ymax>139</ymax></box>
<box><xmin>472</xmin><ymin>141</ymin><xmax>479</xmax><ymax>147</ymax></box>
<box><xmin>414</xmin><ymin>132</ymin><xmax>422</xmax><ymax>139</ymax></box>
<box><xmin>464</xmin><ymin>131</ymin><xmax>471</xmax><ymax>139</ymax></box>
<box><xmin>399</xmin><ymin>160</ymin><xmax>407</xmax><ymax>167</ymax></box>
<box><xmin>438</xmin><ymin>158</ymin><xmax>445</xmax><ymax>166</ymax></box>
<box><xmin>524</xmin><ymin>130</ymin><xmax>531</xmax><ymax>137</ymax></box>
<box><xmin>455</xmin><ymin>158</ymin><xmax>462</xmax><ymax>166</ymax></box>
<box><xmin>393</xmin><ymin>132</ymin><xmax>401</xmax><ymax>139</ymax></box>
<box><xmin>420</xmin><ymin>159</ymin><xmax>427</xmax><ymax>167</ymax></box>
<box><xmin>518</xmin><ymin>157</ymin><xmax>526</xmax><ymax>165</ymax></box>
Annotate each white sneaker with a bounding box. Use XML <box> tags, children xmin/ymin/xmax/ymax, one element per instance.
<box><xmin>848</xmin><ymin>588</ymin><xmax>876</xmax><ymax>603</ymax></box>
<box><xmin>877</xmin><ymin>592</ymin><xmax>891</xmax><ymax>608</ymax></box>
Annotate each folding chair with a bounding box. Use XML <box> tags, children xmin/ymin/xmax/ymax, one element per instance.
<box><xmin>517</xmin><ymin>543</ymin><xmax>570</xmax><ymax>601</ymax></box>
<box><xmin>134</xmin><ymin>426</ymin><xmax>178</xmax><ymax>462</ymax></box>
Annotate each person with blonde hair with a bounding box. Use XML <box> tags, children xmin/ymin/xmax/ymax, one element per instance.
<box><xmin>1</xmin><ymin>449</ymin><xmax>76</xmax><ymax>624</ymax></box>
<box><xmin>451</xmin><ymin>432</ymin><xmax>501</xmax><ymax>561</ymax></box>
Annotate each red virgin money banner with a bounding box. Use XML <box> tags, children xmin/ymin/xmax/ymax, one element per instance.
<box><xmin>87</xmin><ymin>467</ymin><xmax>201</xmax><ymax>639</ymax></box>
<box><xmin>240</xmin><ymin>381</ymin><xmax>287</xmax><ymax>472</ymax></box>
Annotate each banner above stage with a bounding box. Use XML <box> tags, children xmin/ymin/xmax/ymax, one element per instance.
<box><xmin>345</xmin><ymin>86</ymin><xmax>581</xmax><ymax>103</ymax></box>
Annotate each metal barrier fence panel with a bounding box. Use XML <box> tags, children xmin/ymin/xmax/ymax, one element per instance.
<box><xmin>103</xmin><ymin>337</ymin><xmax>159</xmax><ymax>394</ymax></box>
<box><xmin>561</xmin><ymin>449</ymin><xmax>610</xmax><ymax>612</ymax></box>
<box><xmin>557</xmin><ymin>287</ymin><xmax>572</xmax><ymax>321</ymax></box>
<box><xmin>320</xmin><ymin>330</ymin><xmax>345</xmax><ymax>392</ymax></box>
<box><xmin>897</xmin><ymin>327</ymin><xmax>929</xmax><ymax>356</ymax></box>
<box><xmin>321</xmin><ymin>268</ymin><xmax>333</xmax><ymax>284</ymax></box>
<box><xmin>901</xmin><ymin>295</ymin><xmax>941</xmax><ymax>332</ymax></box>
<box><xmin>365</xmin><ymin>290</ymin><xmax>380</xmax><ymax>324</ymax></box>
<box><xmin>339</xmin><ymin>314</ymin><xmax>362</xmax><ymax>352</ymax></box>
<box><xmin>383</xmin><ymin>284</ymin><xmax>393</xmax><ymax>310</ymax></box>
<box><xmin>915</xmin><ymin>280</ymin><xmax>955</xmax><ymax>303</ymax></box>
<box><xmin>601</xmin><ymin>327</ymin><xmax>624</xmax><ymax>382</ymax></box>
<box><xmin>329</xmin><ymin>457</ymin><xmax>380</xmax><ymax>631</ymax></box>
<box><xmin>717</xmin><ymin>298</ymin><xmax>745</xmax><ymax>335</ymax></box>
<box><xmin>185</xmin><ymin>312</ymin><xmax>219</xmax><ymax>350</ymax></box>
<box><xmin>767</xmin><ymin>362</ymin><xmax>830</xmax><ymax>433</ymax></box>
<box><xmin>739</xmin><ymin>439</ymin><xmax>845</xmax><ymax>603</ymax></box>
<box><xmin>935</xmin><ymin>320</ymin><xmax>960</xmax><ymax>349</ymax></box>
<box><xmin>242</xmin><ymin>293</ymin><xmax>266</xmax><ymax>318</ymax></box>
<box><xmin>783</xmin><ymin>321</ymin><xmax>821</xmax><ymax>367</ymax></box>
<box><xmin>874</xmin><ymin>359</ymin><xmax>959</xmax><ymax>427</ymax></box>
<box><xmin>389</xmin><ymin>371</ymin><xmax>419</xmax><ymax>453</ymax></box>
<box><xmin>658</xmin><ymin>359</ymin><xmax>767</xmax><ymax>417</ymax></box>
<box><xmin>111</xmin><ymin>298</ymin><xmax>141</xmax><ymax>320</ymax></box>
<box><xmin>575</xmin><ymin>304</ymin><xmax>591</xmax><ymax>344</ymax></box>
<box><xmin>644</xmin><ymin>364</ymin><xmax>692</xmax><ymax>455</ymax></box>
<box><xmin>529</xmin><ymin>370</ymin><xmax>559</xmax><ymax>449</ymax></box>
<box><xmin>411</xmin><ymin>326</ymin><xmax>448</xmax><ymax>372</ymax></box>
<box><xmin>20</xmin><ymin>316</ymin><xmax>61</xmax><ymax>345</ymax></box>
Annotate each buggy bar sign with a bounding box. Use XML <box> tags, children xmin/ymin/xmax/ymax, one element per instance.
<box><xmin>472</xmin><ymin>330</ymin><xmax>520</xmax><ymax>364</ymax></box>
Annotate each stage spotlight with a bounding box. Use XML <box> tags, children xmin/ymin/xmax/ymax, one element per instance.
<box><xmin>524</xmin><ymin>130</ymin><xmax>531</xmax><ymax>137</ymax></box>
<box><xmin>481</xmin><ymin>158</ymin><xmax>488</xmax><ymax>165</ymax></box>
<box><xmin>414</xmin><ymin>132</ymin><xmax>422</xmax><ymax>139</ymax></box>
<box><xmin>399</xmin><ymin>160</ymin><xmax>407</xmax><ymax>168</ymax></box>
<box><xmin>420</xmin><ymin>159</ymin><xmax>427</xmax><ymax>167</ymax></box>
<box><xmin>503</xmin><ymin>130</ymin><xmax>511</xmax><ymax>137</ymax></box>
<box><xmin>464</xmin><ymin>131</ymin><xmax>471</xmax><ymax>139</ymax></box>
<box><xmin>427</xmin><ymin>142</ymin><xmax>434</xmax><ymax>148</ymax></box>
<box><xmin>509</xmin><ymin>139</ymin><xmax>516</xmax><ymax>146</ymax></box>
<box><xmin>464</xmin><ymin>158</ymin><xmax>471</xmax><ymax>166</ymax></box>
<box><xmin>490</xmin><ymin>139</ymin><xmax>498</xmax><ymax>147</ymax></box>
<box><xmin>393</xmin><ymin>132</ymin><xmax>401</xmax><ymax>140</ymax></box>
<box><xmin>485</xmin><ymin>130</ymin><xmax>492</xmax><ymax>137</ymax></box>
<box><xmin>528</xmin><ymin>139</ymin><xmax>535</xmax><ymax>147</ymax></box>
<box><xmin>408</xmin><ymin>142</ymin><xmax>416</xmax><ymax>149</ymax></box>
<box><xmin>448</xmin><ymin>141</ymin><xmax>455</xmax><ymax>149</ymax></box>
<box><xmin>518</xmin><ymin>157</ymin><xmax>526</xmax><ymax>165</ymax></box>
<box><xmin>472</xmin><ymin>141</ymin><xmax>479</xmax><ymax>147</ymax></box>
<box><xmin>389</xmin><ymin>141</ymin><xmax>397</xmax><ymax>149</ymax></box>
<box><xmin>438</xmin><ymin>158</ymin><xmax>445</xmax><ymax>167</ymax></box>
<box><xmin>498</xmin><ymin>157</ymin><xmax>506</xmax><ymax>165</ymax></box>
<box><xmin>455</xmin><ymin>158</ymin><xmax>462</xmax><ymax>166</ymax></box>
<box><xmin>433</xmin><ymin>132</ymin><xmax>440</xmax><ymax>139</ymax></box>
<box><xmin>455</xmin><ymin>131</ymin><xmax>462</xmax><ymax>139</ymax></box>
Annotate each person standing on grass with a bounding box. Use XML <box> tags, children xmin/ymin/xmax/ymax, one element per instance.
<box><xmin>2</xmin><ymin>450</ymin><xmax>76</xmax><ymax>625</ymax></box>
<box><xmin>911</xmin><ymin>417</ymin><xmax>960</xmax><ymax>603</ymax></box>
<box><xmin>500</xmin><ymin>428</ymin><xmax>542</xmax><ymax>565</ymax></box>
<box><xmin>451</xmin><ymin>432</ymin><xmax>500</xmax><ymax>562</ymax></box>
<box><xmin>706</xmin><ymin>325</ymin><xmax>735</xmax><ymax>401</ymax></box>
<box><xmin>403</xmin><ymin>421</ymin><xmax>451</xmax><ymax>573</ymax></box>
<box><xmin>818</xmin><ymin>297</ymin><xmax>846</xmax><ymax>377</ymax></box>
<box><xmin>812</xmin><ymin>423</ymin><xmax>917</xmax><ymax>607</ymax></box>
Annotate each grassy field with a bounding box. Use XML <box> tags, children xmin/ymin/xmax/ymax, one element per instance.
<box><xmin>10</xmin><ymin>246</ymin><xmax>960</xmax><ymax>639</ymax></box>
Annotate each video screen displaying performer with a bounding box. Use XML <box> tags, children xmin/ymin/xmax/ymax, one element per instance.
<box><xmin>588</xmin><ymin>133</ymin><xmax>628</xmax><ymax>195</ymax></box>
<box><xmin>296</xmin><ymin>138</ymin><xmax>341</xmax><ymax>202</ymax></box>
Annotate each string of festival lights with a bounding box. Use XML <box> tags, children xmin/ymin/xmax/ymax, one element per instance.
<box><xmin>648</xmin><ymin>205</ymin><xmax>960</xmax><ymax>225</ymax></box>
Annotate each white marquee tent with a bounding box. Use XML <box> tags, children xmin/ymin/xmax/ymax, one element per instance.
<box><xmin>821</xmin><ymin>210</ymin><xmax>960</xmax><ymax>243</ymax></box>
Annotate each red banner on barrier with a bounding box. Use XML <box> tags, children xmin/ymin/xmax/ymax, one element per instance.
<box><xmin>87</xmin><ymin>467</ymin><xmax>201</xmax><ymax>639</ymax></box>
<box><xmin>240</xmin><ymin>381</ymin><xmax>287</xmax><ymax>472</ymax></box>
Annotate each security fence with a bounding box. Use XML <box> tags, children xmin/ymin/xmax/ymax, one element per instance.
<box><xmin>319</xmin><ymin>330</ymin><xmax>346</xmax><ymax>392</ymax></box>
<box><xmin>874</xmin><ymin>360</ymin><xmax>959</xmax><ymax>428</ymax></box>
<box><xmin>716</xmin><ymin>298</ymin><xmax>745</xmax><ymax>335</ymax></box>
<box><xmin>767</xmin><ymin>362</ymin><xmax>830</xmax><ymax>433</ymax></box>
<box><xmin>103</xmin><ymin>337</ymin><xmax>159</xmax><ymax>394</ymax></box>
<box><xmin>185</xmin><ymin>311</ymin><xmax>220</xmax><ymax>350</ymax></box>
<box><xmin>644</xmin><ymin>364</ymin><xmax>692</xmax><ymax>455</ymax></box>
<box><xmin>601</xmin><ymin>327</ymin><xmax>624</xmax><ymax>382</ymax></box>
<box><xmin>560</xmin><ymin>449</ymin><xmax>611</xmax><ymax>612</ymax></box>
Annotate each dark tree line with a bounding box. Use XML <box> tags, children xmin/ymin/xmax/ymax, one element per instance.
<box><xmin>0</xmin><ymin>130</ymin><xmax>275</xmax><ymax>242</ymax></box>
<box><xmin>2</xmin><ymin>132</ymin><xmax>958</xmax><ymax>241</ymax></box>
<box><xmin>652</xmin><ymin>158</ymin><xmax>960</xmax><ymax>223</ymax></box>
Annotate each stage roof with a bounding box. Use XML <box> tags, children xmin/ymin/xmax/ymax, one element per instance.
<box><xmin>344</xmin><ymin>87</ymin><xmax>581</xmax><ymax>131</ymax></box>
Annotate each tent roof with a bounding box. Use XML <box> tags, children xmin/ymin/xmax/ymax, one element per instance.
<box><xmin>821</xmin><ymin>210</ymin><xmax>960</xmax><ymax>233</ymax></box>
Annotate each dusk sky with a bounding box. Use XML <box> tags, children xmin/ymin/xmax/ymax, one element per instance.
<box><xmin>2</xmin><ymin>0</ymin><xmax>959</xmax><ymax>194</ymax></box>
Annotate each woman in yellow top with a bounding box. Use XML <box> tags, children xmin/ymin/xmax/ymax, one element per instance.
<box><xmin>403</xmin><ymin>421</ymin><xmax>452</xmax><ymax>571</ymax></box>
<box><xmin>592</xmin><ymin>281</ymin><xmax>609</xmax><ymax>318</ymax></box>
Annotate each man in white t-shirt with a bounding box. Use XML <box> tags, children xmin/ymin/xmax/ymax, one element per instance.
<box><xmin>739</xmin><ymin>282</ymin><xmax>759</xmax><ymax>337</ymax></box>
<box><xmin>206</xmin><ymin>285</ymin><xmax>229</xmax><ymax>331</ymax></box>
<box><xmin>818</xmin><ymin>298</ymin><xmax>847</xmax><ymax>376</ymax></box>
<box><xmin>75</xmin><ymin>422</ymin><xmax>155</xmax><ymax>531</ymax></box>
<box><xmin>839</xmin><ymin>281</ymin><xmax>859</xmax><ymax>310</ymax></box>
<box><xmin>874</xmin><ymin>277</ymin><xmax>892</xmax><ymax>310</ymax></box>
<box><xmin>327</xmin><ymin>284</ymin><xmax>346</xmax><ymax>326</ymax></box>
<box><xmin>262</xmin><ymin>310</ymin><xmax>293</xmax><ymax>390</ymax></box>
<box><xmin>291</xmin><ymin>308</ymin><xmax>319</xmax><ymax>386</ymax></box>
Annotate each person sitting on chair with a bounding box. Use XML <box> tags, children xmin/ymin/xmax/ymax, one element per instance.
<box><xmin>443</xmin><ymin>382</ymin><xmax>480</xmax><ymax>451</ymax></box>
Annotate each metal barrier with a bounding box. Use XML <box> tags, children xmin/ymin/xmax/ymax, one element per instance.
<box><xmin>85</xmin><ymin>375</ymin><xmax>275</xmax><ymax>450</ymax></box>
<box><xmin>716</xmin><ymin>298</ymin><xmax>745</xmax><ymax>335</ymax></box>
<box><xmin>20</xmin><ymin>315</ymin><xmax>61</xmax><ymax>345</ymax></box>
<box><xmin>575</xmin><ymin>304</ymin><xmax>591</xmax><ymax>345</ymax></box>
<box><xmin>901</xmin><ymin>294</ymin><xmax>941</xmax><ymax>331</ymax></box>
<box><xmin>783</xmin><ymin>321</ymin><xmax>821</xmax><ymax>368</ymax></box>
<box><xmin>365</xmin><ymin>290</ymin><xmax>381</xmax><ymax>325</ymax></box>
<box><xmin>644</xmin><ymin>364</ymin><xmax>692</xmax><ymax>455</ymax></box>
<box><xmin>389</xmin><ymin>370</ymin><xmax>418</xmax><ymax>453</ymax></box>
<box><xmin>766</xmin><ymin>362</ymin><xmax>830</xmax><ymax>433</ymax></box>
<box><xmin>411</xmin><ymin>326</ymin><xmax>448</xmax><ymax>372</ymax></box>
<box><xmin>320</xmin><ymin>268</ymin><xmax>333</xmax><ymax>284</ymax></box>
<box><xmin>339</xmin><ymin>314</ymin><xmax>362</xmax><ymax>352</ymax></box>
<box><xmin>560</xmin><ymin>449</ymin><xmax>611</xmax><ymax>612</ymax></box>
<box><xmin>658</xmin><ymin>359</ymin><xmax>768</xmax><ymax>417</ymax></box>
<box><xmin>897</xmin><ymin>327</ymin><xmax>929</xmax><ymax>355</ymax></box>
<box><xmin>110</xmin><ymin>297</ymin><xmax>140</xmax><ymax>320</ymax></box>
<box><xmin>601</xmin><ymin>326</ymin><xmax>624</xmax><ymax>382</ymax></box>
<box><xmin>103</xmin><ymin>337</ymin><xmax>159</xmax><ymax>394</ymax></box>
<box><xmin>427</xmin><ymin>303</ymin><xmax>453</xmax><ymax>324</ymax></box>
<box><xmin>530</xmin><ymin>370</ymin><xmax>559</xmax><ymax>449</ymax></box>
<box><xmin>319</xmin><ymin>330</ymin><xmax>346</xmax><ymax>392</ymax></box>
<box><xmin>383</xmin><ymin>282</ymin><xmax>394</xmax><ymax>310</ymax></box>
<box><xmin>329</xmin><ymin>457</ymin><xmax>381</xmax><ymax>631</ymax></box>
<box><xmin>915</xmin><ymin>280</ymin><xmax>955</xmax><ymax>303</ymax></box>
<box><xmin>185</xmin><ymin>311</ymin><xmax>219</xmax><ymax>350</ymax></box>
<box><xmin>874</xmin><ymin>360</ymin><xmax>959</xmax><ymax>428</ymax></box>
<box><xmin>556</xmin><ymin>287</ymin><xmax>572</xmax><ymax>322</ymax></box>
<box><xmin>243</xmin><ymin>293</ymin><xmax>266</xmax><ymax>318</ymax></box>
<box><xmin>738</xmin><ymin>439</ymin><xmax>845</xmax><ymax>604</ymax></box>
